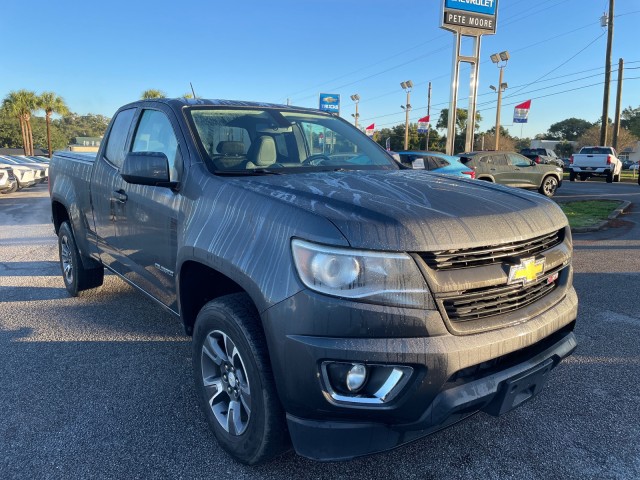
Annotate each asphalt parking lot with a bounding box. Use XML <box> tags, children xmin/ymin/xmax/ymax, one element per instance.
<box><xmin>1</xmin><ymin>183</ymin><xmax>639</xmax><ymax>479</ymax></box>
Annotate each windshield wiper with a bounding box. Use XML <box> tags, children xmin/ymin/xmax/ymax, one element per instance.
<box><xmin>214</xmin><ymin>169</ymin><xmax>285</xmax><ymax>176</ymax></box>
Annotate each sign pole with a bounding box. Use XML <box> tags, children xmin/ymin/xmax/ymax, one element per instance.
<box><xmin>441</xmin><ymin>0</ymin><xmax>499</xmax><ymax>154</ymax></box>
<box><xmin>465</xmin><ymin>35</ymin><xmax>481</xmax><ymax>152</ymax></box>
<box><xmin>446</xmin><ymin>32</ymin><xmax>462</xmax><ymax>156</ymax></box>
<box><xmin>426</xmin><ymin>82</ymin><xmax>432</xmax><ymax>150</ymax></box>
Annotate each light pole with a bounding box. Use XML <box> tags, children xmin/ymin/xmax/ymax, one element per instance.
<box><xmin>350</xmin><ymin>94</ymin><xmax>360</xmax><ymax>129</ymax></box>
<box><xmin>400</xmin><ymin>80</ymin><xmax>413</xmax><ymax>150</ymax></box>
<box><xmin>490</xmin><ymin>51</ymin><xmax>509</xmax><ymax>150</ymax></box>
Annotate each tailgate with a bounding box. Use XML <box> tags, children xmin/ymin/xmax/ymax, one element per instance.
<box><xmin>573</xmin><ymin>154</ymin><xmax>608</xmax><ymax>168</ymax></box>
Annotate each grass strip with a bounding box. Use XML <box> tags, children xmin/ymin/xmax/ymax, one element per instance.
<box><xmin>557</xmin><ymin>200</ymin><xmax>622</xmax><ymax>228</ymax></box>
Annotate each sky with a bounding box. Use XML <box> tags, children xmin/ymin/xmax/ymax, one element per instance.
<box><xmin>2</xmin><ymin>0</ymin><xmax>639</xmax><ymax>139</ymax></box>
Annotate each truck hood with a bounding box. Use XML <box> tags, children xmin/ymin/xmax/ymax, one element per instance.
<box><xmin>233</xmin><ymin>170</ymin><xmax>567</xmax><ymax>251</ymax></box>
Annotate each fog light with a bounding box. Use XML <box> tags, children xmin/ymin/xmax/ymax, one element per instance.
<box><xmin>346</xmin><ymin>364</ymin><xmax>367</xmax><ymax>392</ymax></box>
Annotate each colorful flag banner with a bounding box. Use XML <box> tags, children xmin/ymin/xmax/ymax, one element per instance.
<box><xmin>365</xmin><ymin>123</ymin><xmax>375</xmax><ymax>137</ymax></box>
<box><xmin>514</xmin><ymin>100</ymin><xmax>531</xmax><ymax>124</ymax></box>
<box><xmin>417</xmin><ymin>115</ymin><xmax>430</xmax><ymax>133</ymax></box>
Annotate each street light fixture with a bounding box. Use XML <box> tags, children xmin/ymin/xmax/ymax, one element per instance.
<box><xmin>490</xmin><ymin>51</ymin><xmax>510</xmax><ymax>150</ymax></box>
<box><xmin>350</xmin><ymin>94</ymin><xmax>360</xmax><ymax>129</ymax></box>
<box><xmin>400</xmin><ymin>80</ymin><xmax>413</xmax><ymax>149</ymax></box>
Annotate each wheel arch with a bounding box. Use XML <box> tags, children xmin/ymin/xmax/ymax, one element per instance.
<box><xmin>179</xmin><ymin>260</ymin><xmax>255</xmax><ymax>336</ymax></box>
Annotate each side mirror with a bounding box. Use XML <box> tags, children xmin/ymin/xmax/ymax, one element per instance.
<box><xmin>121</xmin><ymin>151</ymin><xmax>175</xmax><ymax>187</ymax></box>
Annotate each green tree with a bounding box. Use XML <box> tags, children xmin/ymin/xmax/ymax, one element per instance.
<box><xmin>577</xmin><ymin>124</ymin><xmax>638</xmax><ymax>150</ymax></box>
<box><xmin>554</xmin><ymin>141</ymin><xmax>575</xmax><ymax>158</ymax></box>
<box><xmin>436</xmin><ymin>108</ymin><xmax>482</xmax><ymax>134</ymax></box>
<box><xmin>621</xmin><ymin>106</ymin><xmax>640</xmax><ymax>138</ymax></box>
<box><xmin>546</xmin><ymin>118</ymin><xmax>593</xmax><ymax>141</ymax></box>
<box><xmin>2</xmin><ymin>90</ymin><xmax>39</xmax><ymax>155</ymax></box>
<box><xmin>141</xmin><ymin>89</ymin><xmax>166</xmax><ymax>99</ymax></box>
<box><xmin>38</xmin><ymin>92</ymin><xmax>69</xmax><ymax>158</ymax></box>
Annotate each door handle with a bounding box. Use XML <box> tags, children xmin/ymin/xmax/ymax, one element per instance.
<box><xmin>112</xmin><ymin>190</ymin><xmax>128</xmax><ymax>203</ymax></box>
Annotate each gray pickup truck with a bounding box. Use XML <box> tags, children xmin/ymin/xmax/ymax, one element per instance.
<box><xmin>49</xmin><ymin>98</ymin><xmax>578</xmax><ymax>465</ymax></box>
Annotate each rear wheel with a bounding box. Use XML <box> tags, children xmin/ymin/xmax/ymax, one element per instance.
<box><xmin>58</xmin><ymin>221</ymin><xmax>104</xmax><ymax>296</ymax></box>
<box><xmin>606</xmin><ymin>171</ymin><xmax>613</xmax><ymax>183</ymax></box>
<box><xmin>539</xmin><ymin>176</ymin><xmax>558</xmax><ymax>197</ymax></box>
<box><xmin>193</xmin><ymin>294</ymin><xmax>289</xmax><ymax>465</ymax></box>
<box><xmin>614</xmin><ymin>172</ymin><xmax>621</xmax><ymax>182</ymax></box>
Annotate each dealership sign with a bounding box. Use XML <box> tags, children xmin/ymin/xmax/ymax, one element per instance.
<box><xmin>319</xmin><ymin>93</ymin><xmax>340</xmax><ymax>114</ymax></box>
<box><xmin>442</xmin><ymin>0</ymin><xmax>499</xmax><ymax>35</ymax></box>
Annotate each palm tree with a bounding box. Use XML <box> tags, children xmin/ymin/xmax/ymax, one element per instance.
<box><xmin>38</xmin><ymin>92</ymin><xmax>70</xmax><ymax>158</ymax></box>
<box><xmin>141</xmin><ymin>89</ymin><xmax>166</xmax><ymax>99</ymax></box>
<box><xmin>2</xmin><ymin>90</ymin><xmax>38</xmax><ymax>155</ymax></box>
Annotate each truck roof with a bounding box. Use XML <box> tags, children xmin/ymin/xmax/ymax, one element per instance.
<box><xmin>119</xmin><ymin>98</ymin><xmax>324</xmax><ymax>114</ymax></box>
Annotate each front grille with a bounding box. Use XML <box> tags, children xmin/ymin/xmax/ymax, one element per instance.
<box><xmin>420</xmin><ymin>229</ymin><xmax>563</xmax><ymax>270</ymax></box>
<box><xmin>441</xmin><ymin>268</ymin><xmax>561</xmax><ymax>322</ymax></box>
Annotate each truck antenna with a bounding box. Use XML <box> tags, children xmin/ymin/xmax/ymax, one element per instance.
<box><xmin>190</xmin><ymin>82</ymin><xmax>197</xmax><ymax>99</ymax></box>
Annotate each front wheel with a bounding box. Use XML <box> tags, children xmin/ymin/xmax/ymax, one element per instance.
<box><xmin>569</xmin><ymin>171</ymin><xmax>576</xmax><ymax>182</ymax></box>
<box><xmin>58</xmin><ymin>221</ymin><xmax>104</xmax><ymax>296</ymax></box>
<box><xmin>539</xmin><ymin>176</ymin><xmax>558</xmax><ymax>197</ymax></box>
<box><xmin>192</xmin><ymin>294</ymin><xmax>289</xmax><ymax>465</ymax></box>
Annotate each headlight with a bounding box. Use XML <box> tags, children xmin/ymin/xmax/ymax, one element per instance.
<box><xmin>291</xmin><ymin>239</ymin><xmax>433</xmax><ymax>308</ymax></box>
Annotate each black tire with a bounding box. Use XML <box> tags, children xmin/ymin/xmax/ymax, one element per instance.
<box><xmin>192</xmin><ymin>293</ymin><xmax>289</xmax><ymax>465</ymax></box>
<box><xmin>58</xmin><ymin>221</ymin><xmax>104</xmax><ymax>296</ymax></box>
<box><xmin>580</xmin><ymin>174</ymin><xmax>589</xmax><ymax>181</ymax></box>
<box><xmin>569</xmin><ymin>171</ymin><xmax>576</xmax><ymax>182</ymax></box>
<box><xmin>606</xmin><ymin>171</ymin><xmax>613</xmax><ymax>183</ymax></box>
<box><xmin>539</xmin><ymin>176</ymin><xmax>558</xmax><ymax>197</ymax></box>
<box><xmin>614</xmin><ymin>172</ymin><xmax>621</xmax><ymax>183</ymax></box>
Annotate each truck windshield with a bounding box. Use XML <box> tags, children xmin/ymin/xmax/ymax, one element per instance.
<box><xmin>186</xmin><ymin>107</ymin><xmax>397</xmax><ymax>173</ymax></box>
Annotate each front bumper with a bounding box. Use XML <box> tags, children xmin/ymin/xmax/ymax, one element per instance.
<box><xmin>262</xmin><ymin>284</ymin><xmax>578</xmax><ymax>461</ymax></box>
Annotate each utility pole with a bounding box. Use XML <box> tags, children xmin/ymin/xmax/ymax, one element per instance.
<box><xmin>425</xmin><ymin>82</ymin><xmax>432</xmax><ymax>151</ymax></box>
<box><xmin>612</xmin><ymin>58</ymin><xmax>624</xmax><ymax>150</ymax></box>
<box><xmin>400</xmin><ymin>81</ymin><xmax>413</xmax><ymax>150</ymax></box>
<box><xmin>495</xmin><ymin>66</ymin><xmax>504</xmax><ymax>150</ymax></box>
<box><xmin>600</xmin><ymin>0</ymin><xmax>614</xmax><ymax>146</ymax></box>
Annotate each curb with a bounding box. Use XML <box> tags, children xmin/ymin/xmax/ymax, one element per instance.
<box><xmin>570</xmin><ymin>200</ymin><xmax>632</xmax><ymax>233</ymax></box>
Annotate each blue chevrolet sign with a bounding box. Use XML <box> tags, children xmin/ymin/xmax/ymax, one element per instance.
<box><xmin>442</xmin><ymin>0</ymin><xmax>498</xmax><ymax>34</ymax></box>
<box><xmin>445</xmin><ymin>0</ymin><xmax>497</xmax><ymax>16</ymax></box>
<box><xmin>319</xmin><ymin>93</ymin><xmax>340</xmax><ymax>114</ymax></box>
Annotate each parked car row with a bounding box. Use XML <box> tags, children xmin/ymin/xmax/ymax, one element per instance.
<box><xmin>0</xmin><ymin>166</ymin><xmax>18</xmax><ymax>193</ymax></box>
<box><xmin>390</xmin><ymin>149</ymin><xmax>563</xmax><ymax>197</ymax></box>
<box><xmin>0</xmin><ymin>155</ymin><xmax>49</xmax><ymax>193</ymax></box>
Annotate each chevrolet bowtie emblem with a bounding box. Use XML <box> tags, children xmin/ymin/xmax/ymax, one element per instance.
<box><xmin>508</xmin><ymin>257</ymin><xmax>545</xmax><ymax>285</ymax></box>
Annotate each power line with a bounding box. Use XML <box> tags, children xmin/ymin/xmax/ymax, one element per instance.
<box><xmin>287</xmin><ymin>1</ymin><xmax>592</xmax><ymax>103</ymax></box>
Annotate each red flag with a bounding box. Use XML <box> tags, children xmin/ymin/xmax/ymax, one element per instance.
<box><xmin>366</xmin><ymin>123</ymin><xmax>375</xmax><ymax>130</ymax></box>
<box><xmin>515</xmin><ymin>100</ymin><xmax>531</xmax><ymax>109</ymax></box>
<box><xmin>418</xmin><ymin>115</ymin><xmax>430</xmax><ymax>123</ymax></box>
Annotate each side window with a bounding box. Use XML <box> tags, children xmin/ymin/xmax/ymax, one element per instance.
<box><xmin>131</xmin><ymin>110</ymin><xmax>179</xmax><ymax>181</ymax></box>
<box><xmin>430</xmin><ymin>156</ymin><xmax>450</xmax><ymax>169</ymax></box>
<box><xmin>507</xmin><ymin>153</ymin><xmax>531</xmax><ymax>167</ymax></box>
<box><xmin>104</xmin><ymin>108</ymin><xmax>135</xmax><ymax>168</ymax></box>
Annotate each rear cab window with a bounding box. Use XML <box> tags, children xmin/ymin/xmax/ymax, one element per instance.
<box><xmin>104</xmin><ymin>108</ymin><xmax>136</xmax><ymax>168</ymax></box>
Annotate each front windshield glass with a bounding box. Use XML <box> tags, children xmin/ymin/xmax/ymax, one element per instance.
<box><xmin>187</xmin><ymin>107</ymin><xmax>397</xmax><ymax>173</ymax></box>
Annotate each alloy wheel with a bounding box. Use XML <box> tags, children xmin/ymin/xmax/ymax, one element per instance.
<box><xmin>60</xmin><ymin>234</ymin><xmax>74</xmax><ymax>285</ymax></box>
<box><xmin>200</xmin><ymin>330</ymin><xmax>252</xmax><ymax>435</ymax></box>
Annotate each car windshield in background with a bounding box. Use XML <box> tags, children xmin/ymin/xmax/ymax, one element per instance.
<box><xmin>187</xmin><ymin>108</ymin><xmax>397</xmax><ymax>174</ymax></box>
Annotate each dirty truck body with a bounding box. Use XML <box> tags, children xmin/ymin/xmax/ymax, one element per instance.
<box><xmin>49</xmin><ymin>98</ymin><xmax>578</xmax><ymax>464</ymax></box>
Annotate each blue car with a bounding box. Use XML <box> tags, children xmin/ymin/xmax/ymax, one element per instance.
<box><xmin>394</xmin><ymin>151</ymin><xmax>476</xmax><ymax>179</ymax></box>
